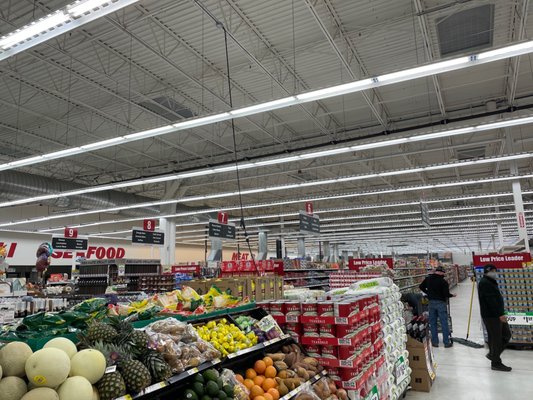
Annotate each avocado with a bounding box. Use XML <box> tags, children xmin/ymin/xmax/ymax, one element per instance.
<box><xmin>216</xmin><ymin>378</ymin><xmax>224</xmax><ymax>389</ymax></box>
<box><xmin>203</xmin><ymin>369</ymin><xmax>219</xmax><ymax>383</ymax></box>
<box><xmin>206</xmin><ymin>381</ymin><xmax>220</xmax><ymax>396</ymax></box>
<box><xmin>223</xmin><ymin>385</ymin><xmax>234</xmax><ymax>397</ymax></box>
<box><xmin>201</xmin><ymin>396</ymin><xmax>211</xmax><ymax>400</ymax></box>
<box><xmin>184</xmin><ymin>389</ymin><xmax>199</xmax><ymax>400</ymax></box>
<box><xmin>192</xmin><ymin>382</ymin><xmax>205</xmax><ymax>396</ymax></box>
<box><xmin>218</xmin><ymin>391</ymin><xmax>228</xmax><ymax>400</ymax></box>
<box><xmin>194</xmin><ymin>373</ymin><xmax>205</xmax><ymax>384</ymax></box>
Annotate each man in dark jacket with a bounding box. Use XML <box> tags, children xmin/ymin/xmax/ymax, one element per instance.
<box><xmin>478</xmin><ymin>264</ymin><xmax>512</xmax><ymax>372</ymax></box>
<box><xmin>419</xmin><ymin>266</ymin><xmax>456</xmax><ymax>347</ymax></box>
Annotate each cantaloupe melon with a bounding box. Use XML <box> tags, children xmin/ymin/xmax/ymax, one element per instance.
<box><xmin>57</xmin><ymin>376</ymin><xmax>93</xmax><ymax>400</ymax></box>
<box><xmin>0</xmin><ymin>342</ymin><xmax>33</xmax><ymax>377</ymax></box>
<box><xmin>0</xmin><ymin>363</ymin><xmax>3</xmax><ymax>379</ymax></box>
<box><xmin>69</xmin><ymin>349</ymin><xmax>105</xmax><ymax>384</ymax></box>
<box><xmin>44</xmin><ymin>338</ymin><xmax>77</xmax><ymax>359</ymax></box>
<box><xmin>25</xmin><ymin>348</ymin><xmax>70</xmax><ymax>388</ymax></box>
<box><xmin>21</xmin><ymin>387</ymin><xmax>59</xmax><ymax>400</ymax></box>
<box><xmin>0</xmin><ymin>376</ymin><xmax>28</xmax><ymax>400</ymax></box>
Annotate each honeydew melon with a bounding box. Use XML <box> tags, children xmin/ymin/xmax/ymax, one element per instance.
<box><xmin>0</xmin><ymin>342</ymin><xmax>33</xmax><ymax>377</ymax></box>
<box><xmin>0</xmin><ymin>376</ymin><xmax>28</xmax><ymax>400</ymax></box>
<box><xmin>21</xmin><ymin>387</ymin><xmax>60</xmax><ymax>400</ymax></box>
<box><xmin>25</xmin><ymin>348</ymin><xmax>70</xmax><ymax>388</ymax></box>
<box><xmin>69</xmin><ymin>349</ymin><xmax>106</xmax><ymax>384</ymax></box>
<box><xmin>57</xmin><ymin>376</ymin><xmax>93</xmax><ymax>400</ymax></box>
<box><xmin>44</xmin><ymin>338</ymin><xmax>77</xmax><ymax>359</ymax></box>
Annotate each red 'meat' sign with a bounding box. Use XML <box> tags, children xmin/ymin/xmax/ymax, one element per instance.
<box><xmin>64</xmin><ymin>227</ymin><xmax>78</xmax><ymax>238</ymax></box>
<box><xmin>143</xmin><ymin>219</ymin><xmax>156</xmax><ymax>231</ymax></box>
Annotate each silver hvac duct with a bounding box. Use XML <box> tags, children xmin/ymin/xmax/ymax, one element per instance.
<box><xmin>0</xmin><ymin>170</ymin><xmax>160</xmax><ymax>217</ymax></box>
<box><xmin>257</xmin><ymin>231</ymin><xmax>268</xmax><ymax>260</ymax></box>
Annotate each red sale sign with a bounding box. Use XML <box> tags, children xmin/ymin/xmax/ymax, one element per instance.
<box><xmin>472</xmin><ymin>253</ymin><xmax>532</xmax><ymax>269</ymax></box>
<box><xmin>143</xmin><ymin>219</ymin><xmax>157</xmax><ymax>231</ymax></box>
<box><xmin>64</xmin><ymin>227</ymin><xmax>78</xmax><ymax>238</ymax></box>
<box><xmin>348</xmin><ymin>258</ymin><xmax>394</xmax><ymax>271</ymax></box>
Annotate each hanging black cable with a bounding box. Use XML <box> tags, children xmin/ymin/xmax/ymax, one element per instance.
<box><xmin>221</xmin><ymin>26</ymin><xmax>260</xmax><ymax>274</ymax></box>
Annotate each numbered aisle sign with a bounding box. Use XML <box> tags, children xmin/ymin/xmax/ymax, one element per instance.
<box><xmin>64</xmin><ymin>227</ymin><xmax>78</xmax><ymax>238</ymax></box>
<box><xmin>395</xmin><ymin>356</ymin><xmax>409</xmax><ymax>384</ymax></box>
<box><xmin>143</xmin><ymin>219</ymin><xmax>156</xmax><ymax>231</ymax></box>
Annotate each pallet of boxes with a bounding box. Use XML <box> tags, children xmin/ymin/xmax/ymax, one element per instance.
<box><xmin>406</xmin><ymin>325</ymin><xmax>437</xmax><ymax>392</ymax></box>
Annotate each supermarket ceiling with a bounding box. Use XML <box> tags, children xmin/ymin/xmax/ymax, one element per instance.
<box><xmin>1</xmin><ymin>0</ymin><xmax>533</xmax><ymax>255</ymax></box>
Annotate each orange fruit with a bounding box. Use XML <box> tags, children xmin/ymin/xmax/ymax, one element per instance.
<box><xmin>246</xmin><ymin>368</ymin><xmax>257</xmax><ymax>380</ymax></box>
<box><xmin>253</xmin><ymin>375</ymin><xmax>265</xmax><ymax>386</ymax></box>
<box><xmin>263</xmin><ymin>356</ymin><xmax>274</xmax><ymax>367</ymax></box>
<box><xmin>255</xmin><ymin>397</ymin><xmax>266</xmax><ymax>400</ymax></box>
<box><xmin>236</xmin><ymin>374</ymin><xmax>244</xmax><ymax>384</ymax></box>
<box><xmin>250</xmin><ymin>385</ymin><xmax>264</xmax><ymax>398</ymax></box>
<box><xmin>244</xmin><ymin>379</ymin><xmax>255</xmax><ymax>390</ymax></box>
<box><xmin>264</xmin><ymin>394</ymin><xmax>274</xmax><ymax>400</ymax></box>
<box><xmin>267</xmin><ymin>388</ymin><xmax>280</xmax><ymax>400</ymax></box>
<box><xmin>264</xmin><ymin>366</ymin><xmax>277</xmax><ymax>378</ymax></box>
<box><xmin>262</xmin><ymin>378</ymin><xmax>276</xmax><ymax>391</ymax></box>
<box><xmin>254</xmin><ymin>360</ymin><xmax>267</xmax><ymax>374</ymax></box>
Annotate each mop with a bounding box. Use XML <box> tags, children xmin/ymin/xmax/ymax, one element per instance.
<box><xmin>452</xmin><ymin>278</ymin><xmax>484</xmax><ymax>348</ymax></box>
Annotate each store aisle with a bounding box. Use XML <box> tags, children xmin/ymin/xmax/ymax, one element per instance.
<box><xmin>405</xmin><ymin>280</ymin><xmax>533</xmax><ymax>399</ymax></box>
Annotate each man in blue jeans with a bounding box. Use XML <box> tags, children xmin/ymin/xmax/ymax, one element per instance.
<box><xmin>419</xmin><ymin>266</ymin><xmax>456</xmax><ymax>347</ymax></box>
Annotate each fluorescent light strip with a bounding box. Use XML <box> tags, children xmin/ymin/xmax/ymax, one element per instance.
<box><xmin>0</xmin><ymin>0</ymin><xmax>139</xmax><ymax>58</ymax></box>
<box><xmin>31</xmin><ymin>188</ymin><xmax>533</xmax><ymax>234</ymax></box>
<box><xmin>1</xmin><ymin>152</ymin><xmax>528</xmax><ymax>225</ymax></box>
<box><xmin>2</xmin><ymin>38</ymin><xmax>533</xmax><ymax>172</ymax></box>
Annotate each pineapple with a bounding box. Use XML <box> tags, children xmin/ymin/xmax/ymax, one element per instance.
<box><xmin>141</xmin><ymin>351</ymin><xmax>172</xmax><ymax>383</ymax></box>
<box><xmin>86</xmin><ymin>321</ymin><xmax>118</xmax><ymax>343</ymax></box>
<box><xmin>90</xmin><ymin>341</ymin><xmax>132</xmax><ymax>366</ymax></box>
<box><xmin>131</xmin><ymin>330</ymin><xmax>150</xmax><ymax>349</ymax></box>
<box><xmin>96</xmin><ymin>371</ymin><xmax>127</xmax><ymax>400</ymax></box>
<box><xmin>120</xmin><ymin>359</ymin><xmax>152</xmax><ymax>393</ymax></box>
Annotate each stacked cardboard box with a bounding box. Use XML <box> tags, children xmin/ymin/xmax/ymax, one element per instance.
<box><xmin>406</xmin><ymin>336</ymin><xmax>436</xmax><ymax>392</ymax></box>
<box><xmin>184</xmin><ymin>275</ymin><xmax>283</xmax><ymax>301</ymax></box>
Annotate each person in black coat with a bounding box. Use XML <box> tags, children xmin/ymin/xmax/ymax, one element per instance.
<box><xmin>419</xmin><ymin>266</ymin><xmax>456</xmax><ymax>347</ymax></box>
<box><xmin>478</xmin><ymin>264</ymin><xmax>512</xmax><ymax>372</ymax></box>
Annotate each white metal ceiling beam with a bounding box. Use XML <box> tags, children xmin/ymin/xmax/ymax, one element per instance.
<box><xmin>3</xmin><ymin>170</ymin><xmax>533</xmax><ymax>228</ymax></box>
<box><xmin>0</xmin><ymin>0</ymin><xmax>140</xmax><ymax>61</ymax></box>
<box><xmin>2</xmin><ymin>37</ymin><xmax>533</xmax><ymax>172</ymax></box>
<box><xmin>414</xmin><ymin>0</ymin><xmax>447</xmax><ymax>117</ymax></box>
<box><xmin>303</xmin><ymin>0</ymin><xmax>390</xmax><ymax>129</ymax></box>
<box><xmin>506</xmin><ymin>0</ymin><xmax>530</xmax><ymax>105</ymax></box>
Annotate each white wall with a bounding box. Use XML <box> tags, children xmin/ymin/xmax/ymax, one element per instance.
<box><xmin>452</xmin><ymin>252</ymin><xmax>473</xmax><ymax>266</ymax></box>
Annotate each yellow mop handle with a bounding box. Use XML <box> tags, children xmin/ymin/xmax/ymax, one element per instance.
<box><xmin>466</xmin><ymin>279</ymin><xmax>475</xmax><ymax>339</ymax></box>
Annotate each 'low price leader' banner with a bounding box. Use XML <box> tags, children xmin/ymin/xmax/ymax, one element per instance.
<box><xmin>472</xmin><ymin>253</ymin><xmax>531</xmax><ymax>268</ymax></box>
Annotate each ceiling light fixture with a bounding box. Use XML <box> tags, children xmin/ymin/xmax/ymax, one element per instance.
<box><xmin>1</xmin><ymin>39</ymin><xmax>533</xmax><ymax>171</ymax></box>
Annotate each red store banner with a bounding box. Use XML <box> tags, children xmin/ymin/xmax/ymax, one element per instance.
<box><xmin>472</xmin><ymin>253</ymin><xmax>532</xmax><ymax>269</ymax></box>
<box><xmin>171</xmin><ymin>265</ymin><xmax>200</xmax><ymax>274</ymax></box>
<box><xmin>348</xmin><ymin>258</ymin><xmax>394</xmax><ymax>271</ymax></box>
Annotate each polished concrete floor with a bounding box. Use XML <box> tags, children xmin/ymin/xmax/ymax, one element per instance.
<box><xmin>405</xmin><ymin>279</ymin><xmax>533</xmax><ymax>399</ymax></box>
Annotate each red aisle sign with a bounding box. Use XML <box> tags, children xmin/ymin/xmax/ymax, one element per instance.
<box><xmin>64</xmin><ymin>227</ymin><xmax>78</xmax><ymax>238</ymax></box>
<box><xmin>218</xmin><ymin>212</ymin><xmax>228</xmax><ymax>224</ymax></box>
<box><xmin>305</xmin><ymin>202</ymin><xmax>314</xmax><ymax>215</ymax></box>
<box><xmin>348</xmin><ymin>258</ymin><xmax>394</xmax><ymax>271</ymax></box>
<box><xmin>143</xmin><ymin>219</ymin><xmax>157</xmax><ymax>231</ymax></box>
<box><xmin>221</xmin><ymin>261</ymin><xmax>237</xmax><ymax>272</ymax></box>
<box><xmin>472</xmin><ymin>253</ymin><xmax>532</xmax><ymax>269</ymax></box>
<box><xmin>518</xmin><ymin>212</ymin><xmax>526</xmax><ymax>228</ymax></box>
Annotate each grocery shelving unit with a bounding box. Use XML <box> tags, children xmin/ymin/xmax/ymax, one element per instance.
<box><xmin>78</xmin><ymin>259</ymin><xmax>161</xmax><ymax>295</ymax></box>
<box><xmin>475</xmin><ymin>268</ymin><xmax>533</xmax><ymax>346</ymax></box>
<box><xmin>281</xmin><ymin>260</ymin><xmax>338</xmax><ymax>290</ymax></box>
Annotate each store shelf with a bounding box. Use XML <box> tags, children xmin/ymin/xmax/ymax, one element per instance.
<box><xmin>283</xmin><ymin>268</ymin><xmax>339</xmax><ymax>272</ymax></box>
<box><xmin>78</xmin><ymin>274</ymin><xmax>108</xmax><ymax>278</ymax></box>
<box><xmin>394</xmin><ymin>274</ymin><xmax>427</xmax><ymax>280</ymax></box>
<box><xmin>283</xmin><ymin>275</ymin><xmax>329</xmax><ymax>281</ymax></box>
<box><xmin>399</xmin><ymin>282</ymin><xmax>420</xmax><ymax>291</ymax></box>
<box><xmin>115</xmin><ymin>332</ymin><xmax>293</xmax><ymax>400</ymax></box>
<box><xmin>300</xmin><ymin>283</ymin><xmax>329</xmax><ymax>288</ymax></box>
<box><xmin>279</xmin><ymin>371</ymin><xmax>327</xmax><ymax>400</ymax></box>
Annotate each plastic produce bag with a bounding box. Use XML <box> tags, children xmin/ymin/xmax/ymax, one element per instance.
<box><xmin>72</xmin><ymin>297</ymin><xmax>108</xmax><ymax>314</ymax></box>
<box><xmin>220</xmin><ymin>368</ymin><xmax>248</xmax><ymax>400</ymax></box>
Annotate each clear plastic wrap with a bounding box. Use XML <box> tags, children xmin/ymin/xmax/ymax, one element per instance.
<box><xmin>145</xmin><ymin>318</ymin><xmax>221</xmax><ymax>372</ymax></box>
<box><xmin>220</xmin><ymin>368</ymin><xmax>249</xmax><ymax>400</ymax></box>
